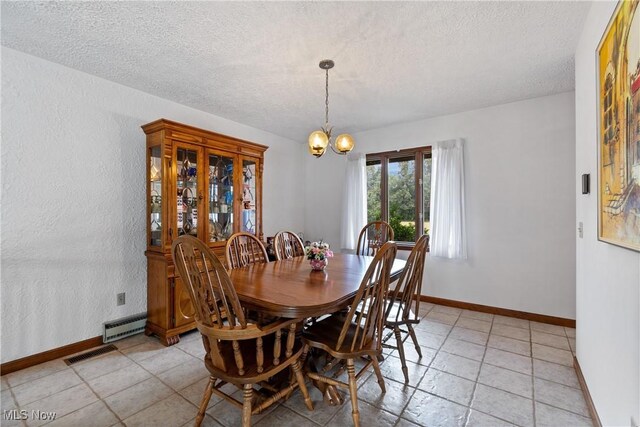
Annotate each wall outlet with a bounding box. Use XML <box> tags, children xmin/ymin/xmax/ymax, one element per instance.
<box><xmin>117</xmin><ymin>293</ymin><xmax>126</xmax><ymax>306</ymax></box>
<box><xmin>578</xmin><ymin>222</ymin><xmax>584</xmax><ymax>238</ymax></box>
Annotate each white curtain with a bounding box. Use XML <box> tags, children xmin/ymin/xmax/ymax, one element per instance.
<box><xmin>340</xmin><ymin>153</ymin><xmax>367</xmax><ymax>252</ymax></box>
<box><xmin>430</xmin><ymin>139</ymin><xmax>467</xmax><ymax>259</ymax></box>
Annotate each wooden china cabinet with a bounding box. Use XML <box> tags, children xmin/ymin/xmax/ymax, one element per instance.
<box><xmin>142</xmin><ymin>119</ymin><xmax>267</xmax><ymax>345</ymax></box>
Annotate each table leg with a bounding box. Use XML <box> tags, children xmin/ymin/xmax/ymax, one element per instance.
<box><xmin>303</xmin><ymin>347</ymin><xmax>345</xmax><ymax>406</ymax></box>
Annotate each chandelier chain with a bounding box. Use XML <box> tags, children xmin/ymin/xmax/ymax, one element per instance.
<box><xmin>325</xmin><ymin>68</ymin><xmax>329</xmax><ymax>128</ymax></box>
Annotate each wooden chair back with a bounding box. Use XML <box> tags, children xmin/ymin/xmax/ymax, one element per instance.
<box><xmin>225</xmin><ymin>232</ymin><xmax>269</xmax><ymax>269</ymax></box>
<box><xmin>386</xmin><ymin>234</ymin><xmax>429</xmax><ymax>323</ymax></box>
<box><xmin>173</xmin><ymin>235</ymin><xmax>247</xmax><ymax>331</ymax></box>
<box><xmin>356</xmin><ymin>221</ymin><xmax>394</xmax><ymax>256</ymax></box>
<box><xmin>336</xmin><ymin>241</ymin><xmax>397</xmax><ymax>353</ymax></box>
<box><xmin>273</xmin><ymin>231</ymin><xmax>305</xmax><ymax>260</ymax></box>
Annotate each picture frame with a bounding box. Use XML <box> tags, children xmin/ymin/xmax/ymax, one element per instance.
<box><xmin>596</xmin><ymin>0</ymin><xmax>640</xmax><ymax>251</ymax></box>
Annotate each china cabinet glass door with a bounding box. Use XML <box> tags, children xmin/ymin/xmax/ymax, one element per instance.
<box><xmin>208</xmin><ymin>152</ymin><xmax>235</xmax><ymax>242</ymax></box>
<box><xmin>149</xmin><ymin>146</ymin><xmax>162</xmax><ymax>247</ymax></box>
<box><xmin>176</xmin><ymin>146</ymin><xmax>200</xmax><ymax>238</ymax></box>
<box><xmin>241</xmin><ymin>158</ymin><xmax>258</xmax><ymax>234</ymax></box>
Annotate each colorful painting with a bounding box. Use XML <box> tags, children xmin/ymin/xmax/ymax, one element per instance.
<box><xmin>598</xmin><ymin>0</ymin><xmax>640</xmax><ymax>251</ymax></box>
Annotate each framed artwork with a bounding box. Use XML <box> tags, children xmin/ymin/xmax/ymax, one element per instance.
<box><xmin>597</xmin><ymin>0</ymin><xmax>640</xmax><ymax>251</ymax></box>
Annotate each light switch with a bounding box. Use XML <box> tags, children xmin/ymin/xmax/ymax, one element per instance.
<box><xmin>578</xmin><ymin>222</ymin><xmax>583</xmax><ymax>238</ymax></box>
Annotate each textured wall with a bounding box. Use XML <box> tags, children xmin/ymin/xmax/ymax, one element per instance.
<box><xmin>306</xmin><ymin>92</ymin><xmax>577</xmax><ymax>319</ymax></box>
<box><xmin>1</xmin><ymin>47</ymin><xmax>305</xmax><ymax>363</ymax></box>
<box><xmin>575</xmin><ymin>2</ymin><xmax>640</xmax><ymax>425</ymax></box>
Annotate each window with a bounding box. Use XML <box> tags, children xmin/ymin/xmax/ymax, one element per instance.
<box><xmin>366</xmin><ymin>159</ymin><xmax>382</xmax><ymax>222</ymax></box>
<box><xmin>366</xmin><ymin>147</ymin><xmax>431</xmax><ymax>244</ymax></box>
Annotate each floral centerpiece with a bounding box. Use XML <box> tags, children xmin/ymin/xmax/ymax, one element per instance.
<box><xmin>305</xmin><ymin>241</ymin><xmax>334</xmax><ymax>271</ymax></box>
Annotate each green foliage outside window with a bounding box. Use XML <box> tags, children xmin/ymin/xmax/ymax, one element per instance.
<box><xmin>388</xmin><ymin>214</ymin><xmax>415</xmax><ymax>242</ymax></box>
<box><xmin>367</xmin><ymin>163</ymin><xmax>382</xmax><ymax>222</ymax></box>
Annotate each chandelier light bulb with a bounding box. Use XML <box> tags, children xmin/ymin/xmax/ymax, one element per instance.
<box><xmin>334</xmin><ymin>134</ymin><xmax>355</xmax><ymax>154</ymax></box>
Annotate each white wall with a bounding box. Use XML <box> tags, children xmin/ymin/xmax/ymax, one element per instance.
<box><xmin>306</xmin><ymin>92</ymin><xmax>577</xmax><ymax>319</ymax></box>
<box><xmin>304</xmin><ymin>153</ymin><xmax>348</xmax><ymax>245</ymax></box>
<box><xmin>575</xmin><ymin>1</ymin><xmax>640</xmax><ymax>425</ymax></box>
<box><xmin>0</xmin><ymin>47</ymin><xmax>306</xmax><ymax>363</ymax></box>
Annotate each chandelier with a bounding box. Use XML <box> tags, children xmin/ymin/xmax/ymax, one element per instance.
<box><xmin>308</xmin><ymin>60</ymin><xmax>355</xmax><ymax>158</ymax></box>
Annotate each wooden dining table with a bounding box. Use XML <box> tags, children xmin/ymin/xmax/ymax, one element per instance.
<box><xmin>228</xmin><ymin>252</ymin><xmax>406</xmax><ymax>319</ymax></box>
<box><xmin>228</xmin><ymin>252</ymin><xmax>406</xmax><ymax>405</ymax></box>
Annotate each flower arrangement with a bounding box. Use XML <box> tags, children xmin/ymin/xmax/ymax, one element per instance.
<box><xmin>305</xmin><ymin>241</ymin><xmax>334</xmax><ymax>260</ymax></box>
<box><xmin>305</xmin><ymin>241</ymin><xmax>334</xmax><ymax>271</ymax></box>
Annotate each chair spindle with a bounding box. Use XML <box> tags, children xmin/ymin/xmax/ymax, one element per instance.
<box><xmin>232</xmin><ymin>340</ymin><xmax>244</xmax><ymax>375</ymax></box>
<box><xmin>256</xmin><ymin>336</ymin><xmax>264</xmax><ymax>373</ymax></box>
<box><xmin>273</xmin><ymin>329</ymin><xmax>282</xmax><ymax>365</ymax></box>
<box><xmin>286</xmin><ymin>323</ymin><xmax>296</xmax><ymax>358</ymax></box>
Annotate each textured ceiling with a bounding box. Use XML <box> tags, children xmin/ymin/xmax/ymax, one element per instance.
<box><xmin>1</xmin><ymin>1</ymin><xmax>590</xmax><ymax>142</ymax></box>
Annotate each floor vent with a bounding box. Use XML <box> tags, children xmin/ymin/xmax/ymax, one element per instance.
<box><xmin>64</xmin><ymin>344</ymin><xmax>117</xmax><ymax>365</ymax></box>
<box><xmin>103</xmin><ymin>312</ymin><xmax>147</xmax><ymax>343</ymax></box>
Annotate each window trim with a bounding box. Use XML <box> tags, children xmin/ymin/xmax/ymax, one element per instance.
<box><xmin>366</xmin><ymin>146</ymin><xmax>431</xmax><ymax>248</ymax></box>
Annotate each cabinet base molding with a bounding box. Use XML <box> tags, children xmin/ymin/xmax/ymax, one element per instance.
<box><xmin>419</xmin><ymin>295</ymin><xmax>576</xmax><ymax>328</ymax></box>
<box><xmin>574</xmin><ymin>356</ymin><xmax>602</xmax><ymax>427</ymax></box>
<box><xmin>1</xmin><ymin>336</ymin><xmax>103</xmax><ymax>375</ymax></box>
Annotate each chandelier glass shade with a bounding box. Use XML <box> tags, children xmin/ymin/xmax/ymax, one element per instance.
<box><xmin>307</xmin><ymin>60</ymin><xmax>355</xmax><ymax>158</ymax></box>
<box><xmin>308</xmin><ymin>130</ymin><xmax>329</xmax><ymax>156</ymax></box>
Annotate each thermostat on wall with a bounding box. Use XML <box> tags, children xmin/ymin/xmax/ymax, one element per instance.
<box><xmin>581</xmin><ymin>174</ymin><xmax>590</xmax><ymax>195</ymax></box>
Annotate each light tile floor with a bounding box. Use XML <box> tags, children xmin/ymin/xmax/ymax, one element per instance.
<box><xmin>1</xmin><ymin>304</ymin><xmax>591</xmax><ymax>427</ymax></box>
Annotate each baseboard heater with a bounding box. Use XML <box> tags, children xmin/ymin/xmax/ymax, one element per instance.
<box><xmin>103</xmin><ymin>312</ymin><xmax>147</xmax><ymax>343</ymax></box>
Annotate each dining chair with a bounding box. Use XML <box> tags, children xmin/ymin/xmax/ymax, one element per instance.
<box><xmin>225</xmin><ymin>232</ymin><xmax>269</xmax><ymax>269</ymax></box>
<box><xmin>172</xmin><ymin>236</ymin><xmax>313</xmax><ymax>427</ymax></box>
<box><xmin>302</xmin><ymin>241</ymin><xmax>397</xmax><ymax>427</ymax></box>
<box><xmin>356</xmin><ymin>221</ymin><xmax>394</xmax><ymax>256</ymax></box>
<box><xmin>382</xmin><ymin>234</ymin><xmax>429</xmax><ymax>383</ymax></box>
<box><xmin>273</xmin><ymin>230</ymin><xmax>305</xmax><ymax>260</ymax></box>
